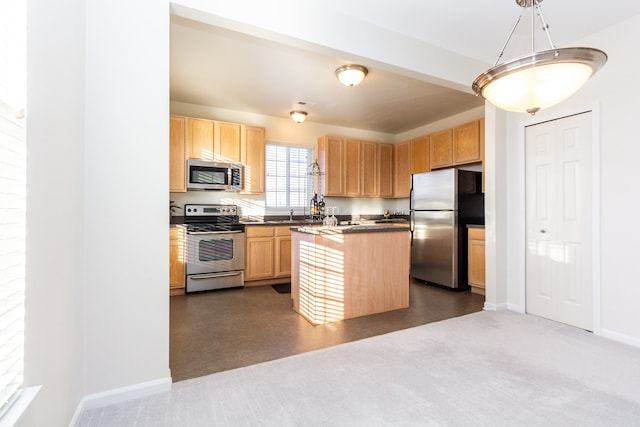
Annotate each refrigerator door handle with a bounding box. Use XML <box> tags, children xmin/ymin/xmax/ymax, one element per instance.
<box><xmin>409</xmin><ymin>187</ymin><xmax>413</xmax><ymax>211</ymax></box>
<box><xmin>409</xmin><ymin>211</ymin><xmax>414</xmax><ymax>246</ymax></box>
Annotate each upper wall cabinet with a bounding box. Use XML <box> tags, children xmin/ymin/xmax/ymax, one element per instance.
<box><xmin>214</xmin><ymin>121</ymin><xmax>241</xmax><ymax>163</ymax></box>
<box><xmin>394</xmin><ymin>141</ymin><xmax>411</xmax><ymax>198</ymax></box>
<box><xmin>378</xmin><ymin>143</ymin><xmax>394</xmax><ymax>198</ymax></box>
<box><xmin>241</xmin><ymin>125</ymin><xmax>265</xmax><ymax>194</ymax></box>
<box><xmin>170</xmin><ymin>115</ymin><xmax>264</xmax><ymax>193</ymax></box>
<box><xmin>429</xmin><ymin>129</ymin><xmax>453</xmax><ymax>169</ymax></box>
<box><xmin>429</xmin><ymin>119</ymin><xmax>483</xmax><ymax>170</ymax></box>
<box><xmin>361</xmin><ymin>140</ymin><xmax>378</xmax><ymax>197</ymax></box>
<box><xmin>344</xmin><ymin>139</ymin><xmax>362</xmax><ymax>197</ymax></box>
<box><xmin>410</xmin><ymin>135</ymin><xmax>430</xmax><ymax>174</ymax></box>
<box><xmin>318</xmin><ymin>135</ymin><xmax>346</xmax><ymax>196</ymax></box>
<box><xmin>453</xmin><ymin>120</ymin><xmax>481</xmax><ymax>164</ymax></box>
<box><xmin>186</xmin><ymin>117</ymin><xmax>215</xmax><ymax>160</ymax></box>
<box><xmin>185</xmin><ymin>118</ymin><xmax>242</xmax><ymax>163</ymax></box>
<box><xmin>169</xmin><ymin>115</ymin><xmax>187</xmax><ymax>193</ymax></box>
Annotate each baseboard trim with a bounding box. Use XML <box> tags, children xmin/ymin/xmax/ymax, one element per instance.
<box><xmin>483</xmin><ymin>302</ymin><xmax>510</xmax><ymax>311</ymax></box>
<box><xmin>69</xmin><ymin>377</ymin><xmax>171</xmax><ymax>426</ymax></box>
<box><xmin>601</xmin><ymin>328</ymin><xmax>640</xmax><ymax>349</ymax></box>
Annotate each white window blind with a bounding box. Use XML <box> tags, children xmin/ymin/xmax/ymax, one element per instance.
<box><xmin>265</xmin><ymin>144</ymin><xmax>311</xmax><ymax>210</ymax></box>
<box><xmin>0</xmin><ymin>0</ymin><xmax>26</xmax><ymax>420</ymax></box>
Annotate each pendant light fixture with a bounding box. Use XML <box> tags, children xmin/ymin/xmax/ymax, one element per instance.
<box><xmin>335</xmin><ymin>64</ymin><xmax>368</xmax><ymax>87</ymax></box>
<box><xmin>472</xmin><ymin>0</ymin><xmax>607</xmax><ymax>115</ymax></box>
<box><xmin>290</xmin><ymin>110</ymin><xmax>307</xmax><ymax>123</ymax></box>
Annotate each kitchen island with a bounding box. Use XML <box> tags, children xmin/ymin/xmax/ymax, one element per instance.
<box><xmin>291</xmin><ymin>225</ymin><xmax>410</xmax><ymax>325</ymax></box>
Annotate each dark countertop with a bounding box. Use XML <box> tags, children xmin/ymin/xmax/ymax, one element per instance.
<box><xmin>467</xmin><ymin>224</ymin><xmax>485</xmax><ymax>229</ymax></box>
<box><xmin>170</xmin><ymin>215</ymin><xmax>410</xmax><ymax>227</ymax></box>
<box><xmin>291</xmin><ymin>224</ymin><xmax>409</xmax><ymax>235</ymax></box>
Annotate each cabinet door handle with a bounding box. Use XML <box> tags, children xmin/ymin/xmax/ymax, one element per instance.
<box><xmin>540</xmin><ymin>229</ymin><xmax>547</xmax><ymax>234</ymax></box>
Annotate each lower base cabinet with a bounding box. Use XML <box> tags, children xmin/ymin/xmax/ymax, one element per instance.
<box><xmin>245</xmin><ymin>225</ymin><xmax>291</xmax><ymax>285</ymax></box>
<box><xmin>467</xmin><ymin>227</ymin><xmax>486</xmax><ymax>294</ymax></box>
<box><xmin>170</xmin><ymin>227</ymin><xmax>185</xmax><ymax>296</ymax></box>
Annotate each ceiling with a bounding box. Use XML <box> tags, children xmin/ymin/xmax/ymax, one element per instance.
<box><xmin>170</xmin><ymin>1</ymin><xmax>640</xmax><ymax>134</ymax></box>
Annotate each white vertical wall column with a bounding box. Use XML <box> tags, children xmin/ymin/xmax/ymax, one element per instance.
<box><xmin>483</xmin><ymin>104</ymin><xmax>511</xmax><ymax>311</ymax></box>
<box><xmin>83</xmin><ymin>0</ymin><xmax>171</xmax><ymax>395</ymax></box>
<box><xmin>22</xmin><ymin>0</ymin><xmax>86</xmax><ymax>425</ymax></box>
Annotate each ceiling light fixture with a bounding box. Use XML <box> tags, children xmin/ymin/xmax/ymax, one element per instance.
<box><xmin>290</xmin><ymin>110</ymin><xmax>307</xmax><ymax>123</ymax></box>
<box><xmin>335</xmin><ymin>64</ymin><xmax>368</xmax><ymax>87</ymax></box>
<box><xmin>472</xmin><ymin>0</ymin><xmax>607</xmax><ymax>115</ymax></box>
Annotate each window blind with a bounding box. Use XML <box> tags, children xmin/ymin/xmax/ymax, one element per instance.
<box><xmin>265</xmin><ymin>144</ymin><xmax>311</xmax><ymax>209</ymax></box>
<box><xmin>0</xmin><ymin>0</ymin><xmax>26</xmax><ymax>420</ymax></box>
<box><xmin>0</xmin><ymin>100</ymin><xmax>26</xmax><ymax>421</ymax></box>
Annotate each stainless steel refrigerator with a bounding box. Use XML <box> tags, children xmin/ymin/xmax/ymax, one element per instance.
<box><xmin>410</xmin><ymin>169</ymin><xmax>484</xmax><ymax>289</ymax></box>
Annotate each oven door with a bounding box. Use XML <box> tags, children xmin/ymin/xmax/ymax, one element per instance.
<box><xmin>186</xmin><ymin>231</ymin><xmax>246</xmax><ymax>276</ymax></box>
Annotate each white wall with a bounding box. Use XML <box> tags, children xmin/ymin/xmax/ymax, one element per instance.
<box><xmin>83</xmin><ymin>0</ymin><xmax>170</xmax><ymax>395</ymax></box>
<box><xmin>493</xmin><ymin>14</ymin><xmax>640</xmax><ymax>345</ymax></box>
<box><xmin>22</xmin><ymin>0</ymin><xmax>86</xmax><ymax>425</ymax></box>
<box><xmin>22</xmin><ymin>0</ymin><xmax>170</xmax><ymax>425</ymax></box>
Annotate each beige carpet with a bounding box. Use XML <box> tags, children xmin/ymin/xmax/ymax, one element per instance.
<box><xmin>77</xmin><ymin>311</ymin><xmax>640</xmax><ymax>426</ymax></box>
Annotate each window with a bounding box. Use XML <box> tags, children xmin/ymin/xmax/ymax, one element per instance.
<box><xmin>265</xmin><ymin>144</ymin><xmax>311</xmax><ymax>210</ymax></box>
<box><xmin>0</xmin><ymin>0</ymin><xmax>27</xmax><ymax>420</ymax></box>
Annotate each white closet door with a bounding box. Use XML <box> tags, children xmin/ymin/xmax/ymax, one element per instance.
<box><xmin>525</xmin><ymin>112</ymin><xmax>593</xmax><ymax>331</ymax></box>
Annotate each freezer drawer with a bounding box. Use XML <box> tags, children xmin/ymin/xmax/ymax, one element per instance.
<box><xmin>410</xmin><ymin>210</ymin><xmax>458</xmax><ymax>288</ymax></box>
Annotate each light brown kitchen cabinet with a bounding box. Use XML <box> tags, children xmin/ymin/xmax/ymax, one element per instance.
<box><xmin>429</xmin><ymin>129</ymin><xmax>453</xmax><ymax>169</ymax></box>
<box><xmin>169</xmin><ymin>115</ymin><xmax>187</xmax><ymax>192</ymax></box>
<box><xmin>245</xmin><ymin>225</ymin><xmax>292</xmax><ymax>284</ymax></box>
<box><xmin>378</xmin><ymin>143</ymin><xmax>394</xmax><ymax>198</ymax></box>
<box><xmin>410</xmin><ymin>135</ymin><xmax>430</xmax><ymax>174</ymax></box>
<box><xmin>453</xmin><ymin>120</ymin><xmax>481</xmax><ymax>164</ymax></box>
<box><xmin>274</xmin><ymin>226</ymin><xmax>292</xmax><ymax>278</ymax></box>
<box><xmin>344</xmin><ymin>139</ymin><xmax>362</xmax><ymax>197</ymax></box>
<box><xmin>214</xmin><ymin>121</ymin><xmax>241</xmax><ymax>162</ymax></box>
<box><xmin>468</xmin><ymin>227</ymin><xmax>486</xmax><ymax>294</ymax></box>
<box><xmin>169</xmin><ymin>227</ymin><xmax>185</xmax><ymax>296</ymax></box>
<box><xmin>318</xmin><ymin>136</ymin><xmax>345</xmax><ymax>196</ymax></box>
<box><xmin>186</xmin><ymin>117</ymin><xmax>215</xmax><ymax>160</ymax></box>
<box><xmin>241</xmin><ymin>125</ymin><xmax>265</xmax><ymax>194</ymax></box>
<box><xmin>361</xmin><ymin>140</ymin><xmax>378</xmax><ymax>197</ymax></box>
<box><xmin>394</xmin><ymin>141</ymin><xmax>411</xmax><ymax>198</ymax></box>
<box><xmin>245</xmin><ymin>226</ymin><xmax>275</xmax><ymax>281</ymax></box>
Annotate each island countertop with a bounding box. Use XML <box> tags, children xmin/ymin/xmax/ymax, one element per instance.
<box><xmin>291</xmin><ymin>224</ymin><xmax>409</xmax><ymax>234</ymax></box>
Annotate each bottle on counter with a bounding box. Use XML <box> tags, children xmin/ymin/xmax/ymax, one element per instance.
<box><xmin>310</xmin><ymin>192</ymin><xmax>318</xmax><ymax>218</ymax></box>
<box><xmin>318</xmin><ymin>195</ymin><xmax>326</xmax><ymax>218</ymax></box>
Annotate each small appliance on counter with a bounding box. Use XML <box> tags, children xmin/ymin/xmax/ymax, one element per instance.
<box><xmin>183</xmin><ymin>204</ymin><xmax>245</xmax><ymax>292</ymax></box>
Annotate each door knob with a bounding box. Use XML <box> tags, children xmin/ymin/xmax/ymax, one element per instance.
<box><xmin>540</xmin><ymin>229</ymin><xmax>547</xmax><ymax>233</ymax></box>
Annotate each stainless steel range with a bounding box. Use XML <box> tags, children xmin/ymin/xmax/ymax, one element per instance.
<box><xmin>184</xmin><ymin>204</ymin><xmax>246</xmax><ymax>293</ymax></box>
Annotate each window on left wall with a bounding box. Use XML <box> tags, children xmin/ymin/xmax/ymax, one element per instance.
<box><xmin>0</xmin><ymin>0</ymin><xmax>26</xmax><ymax>421</ymax></box>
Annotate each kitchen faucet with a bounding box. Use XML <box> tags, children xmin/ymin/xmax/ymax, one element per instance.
<box><xmin>289</xmin><ymin>209</ymin><xmax>294</xmax><ymax>221</ymax></box>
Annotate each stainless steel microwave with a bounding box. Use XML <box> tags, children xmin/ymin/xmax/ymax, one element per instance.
<box><xmin>186</xmin><ymin>159</ymin><xmax>243</xmax><ymax>191</ymax></box>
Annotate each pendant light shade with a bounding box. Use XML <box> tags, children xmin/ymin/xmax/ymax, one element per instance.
<box><xmin>335</xmin><ymin>64</ymin><xmax>368</xmax><ymax>87</ymax></box>
<box><xmin>472</xmin><ymin>0</ymin><xmax>607</xmax><ymax>115</ymax></box>
<box><xmin>290</xmin><ymin>110</ymin><xmax>307</xmax><ymax>123</ymax></box>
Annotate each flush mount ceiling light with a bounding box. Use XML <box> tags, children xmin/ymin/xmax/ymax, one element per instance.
<box><xmin>472</xmin><ymin>0</ymin><xmax>607</xmax><ymax>115</ymax></box>
<box><xmin>335</xmin><ymin>64</ymin><xmax>368</xmax><ymax>87</ymax></box>
<box><xmin>290</xmin><ymin>110</ymin><xmax>307</xmax><ymax>123</ymax></box>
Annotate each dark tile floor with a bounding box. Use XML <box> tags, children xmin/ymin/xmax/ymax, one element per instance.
<box><xmin>169</xmin><ymin>279</ymin><xmax>485</xmax><ymax>382</ymax></box>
